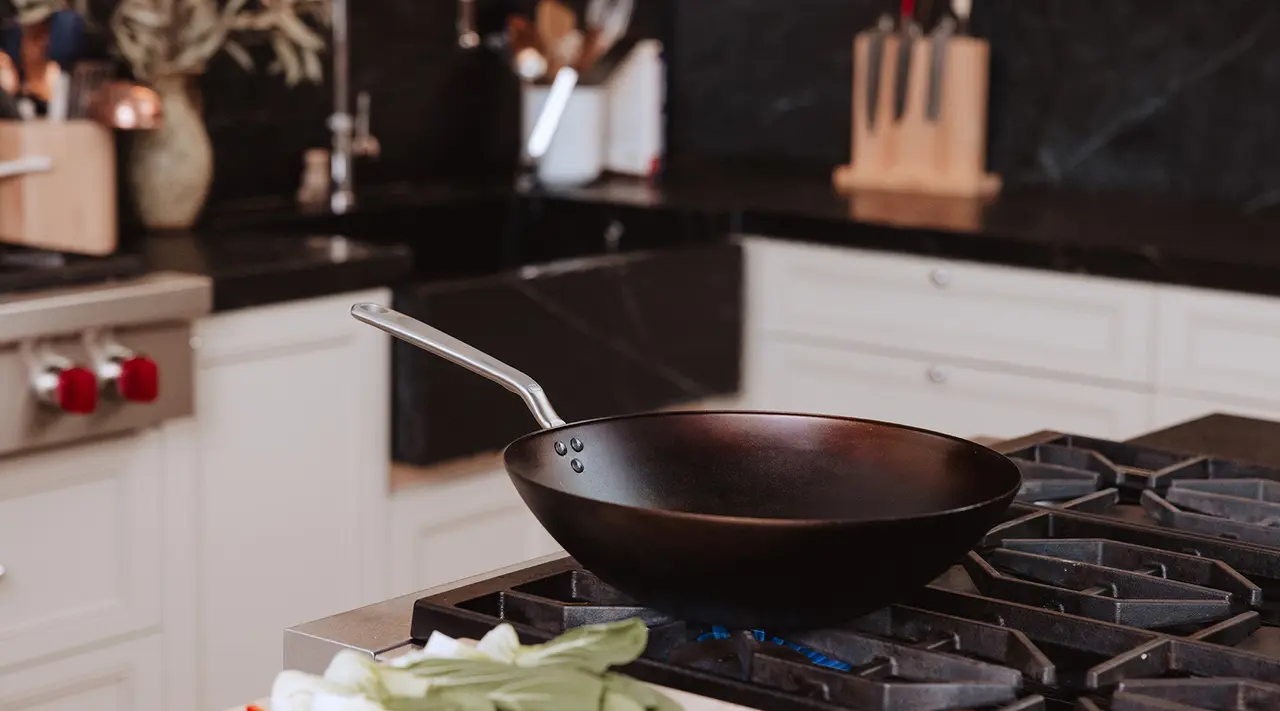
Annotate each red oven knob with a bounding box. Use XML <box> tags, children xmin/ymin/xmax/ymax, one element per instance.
<box><xmin>35</xmin><ymin>365</ymin><xmax>98</xmax><ymax>414</ymax></box>
<box><xmin>117</xmin><ymin>356</ymin><xmax>159</xmax><ymax>403</ymax></box>
<box><xmin>57</xmin><ymin>367</ymin><xmax>99</xmax><ymax>413</ymax></box>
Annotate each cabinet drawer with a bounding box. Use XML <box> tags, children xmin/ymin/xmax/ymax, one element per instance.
<box><xmin>0</xmin><ymin>433</ymin><xmax>162</xmax><ymax>669</ymax></box>
<box><xmin>745</xmin><ymin>237</ymin><xmax>1155</xmax><ymax>384</ymax></box>
<box><xmin>1156</xmin><ymin>286</ymin><xmax>1280</xmax><ymax>403</ymax></box>
<box><xmin>746</xmin><ymin>338</ymin><xmax>1153</xmax><ymax>441</ymax></box>
<box><xmin>0</xmin><ymin>635</ymin><xmax>163</xmax><ymax>711</ymax></box>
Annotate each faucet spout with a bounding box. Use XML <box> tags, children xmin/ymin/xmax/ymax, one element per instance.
<box><xmin>326</xmin><ymin>0</ymin><xmax>376</xmax><ymax>214</ymax></box>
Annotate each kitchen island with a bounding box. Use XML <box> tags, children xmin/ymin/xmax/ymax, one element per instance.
<box><xmin>267</xmin><ymin>413</ymin><xmax>1280</xmax><ymax>711</ymax></box>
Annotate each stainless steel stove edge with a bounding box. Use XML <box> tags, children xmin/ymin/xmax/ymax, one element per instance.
<box><xmin>283</xmin><ymin>552</ymin><xmax>574</xmax><ymax>674</ymax></box>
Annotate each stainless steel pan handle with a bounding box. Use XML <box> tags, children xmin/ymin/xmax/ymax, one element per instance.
<box><xmin>351</xmin><ymin>303</ymin><xmax>566</xmax><ymax>429</ymax></box>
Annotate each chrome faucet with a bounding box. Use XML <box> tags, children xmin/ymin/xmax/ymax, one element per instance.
<box><xmin>325</xmin><ymin>0</ymin><xmax>379</xmax><ymax>214</ymax></box>
<box><xmin>304</xmin><ymin>0</ymin><xmax>477</xmax><ymax>212</ymax></box>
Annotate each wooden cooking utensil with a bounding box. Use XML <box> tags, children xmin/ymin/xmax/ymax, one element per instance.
<box><xmin>535</xmin><ymin>0</ymin><xmax>578</xmax><ymax>75</ymax></box>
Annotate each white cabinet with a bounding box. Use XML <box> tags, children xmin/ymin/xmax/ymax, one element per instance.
<box><xmin>742</xmin><ymin>236</ymin><xmax>1280</xmax><ymax>443</ymax></box>
<box><xmin>749</xmin><ymin>340</ymin><xmax>1152</xmax><ymax>441</ymax></box>
<box><xmin>747</xmin><ymin>237</ymin><xmax>1156</xmax><ymax>385</ymax></box>
<box><xmin>742</xmin><ymin>237</ymin><xmax>1158</xmax><ymax>437</ymax></box>
<box><xmin>0</xmin><ymin>431</ymin><xmax>163</xmax><ymax>671</ymax></box>
<box><xmin>1155</xmin><ymin>285</ymin><xmax>1280</xmax><ymax>405</ymax></box>
<box><xmin>387</xmin><ymin>456</ymin><xmax>561</xmax><ymax>599</ymax></box>
<box><xmin>179</xmin><ymin>288</ymin><xmax>392</xmax><ymax>711</ymax></box>
<box><xmin>0</xmin><ymin>634</ymin><xmax>163</xmax><ymax>711</ymax></box>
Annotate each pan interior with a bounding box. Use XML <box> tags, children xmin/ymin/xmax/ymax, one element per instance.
<box><xmin>504</xmin><ymin>412</ymin><xmax>1020</xmax><ymax>521</ymax></box>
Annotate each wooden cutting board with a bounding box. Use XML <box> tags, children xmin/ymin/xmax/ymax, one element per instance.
<box><xmin>0</xmin><ymin>119</ymin><xmax>117</xmax><ymax>255</ymax></box>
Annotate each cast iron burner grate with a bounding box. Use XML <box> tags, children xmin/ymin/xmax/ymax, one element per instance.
<box><xmin>411</xmin><ymin>551</ymin><xmax>1280</xmax><ymax>710</ymax></box>
<box><xmin>1077</xmin><ymin>678</ymin><xmax>1280</xmax><ymax>710</ymax></box>
<box><xmin>1004</xmin><ymin>434</ymin><xmax>1280</xmax><ymax>564</ymax></box>
<box><xmin>1005</xmin><ymin>435</ymin><xmax>1280</xmax><ymax>504</ymax></box>
<box><xmin>0</xmin><ymin>247</ymin><xmax>145</xmax><ymax>294</ymax></box>
<box><xmin>419</xmin><ymin>565</ymin><xmax>1047</xmax><ymax>711</ymax></box>
<box><xmin>962</xmin><ymin>538</ymin><xmax>1258</xmax><ymax>628</ymax></box>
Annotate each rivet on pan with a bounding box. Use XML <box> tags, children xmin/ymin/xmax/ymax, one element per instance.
<box><xmin>570</xmin><ymin>458</ymin><xmax>584</xmax><ymax>473</ymax></box>
<box><xmin>554</xmin><ymin>442</ymin><xmax>567</xmax><ymax>456</ymax></box>
<box><xmin>570</xmin><ymin>437</ymin><xmax>583</xmax><ymax>452</ymax></box>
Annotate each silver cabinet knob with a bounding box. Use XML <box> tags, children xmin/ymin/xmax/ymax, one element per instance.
<box><xmin>926</xmin><ymin>366</ymin><xmax>948</xmax><ymax>384</ymax></box>
<box><xmin>929</xmin><ymin>268</ymin><xmax>952</xmax><ymax>287</ymax></box>
<box><xmin>0</xmin><ymin>563</ymin><xmax>6</xmax><ymax>580</ymax></box>
<box><xmin>603</xmin><ymin>220</ymin><xmax>624</xmax><ymax>252</ymax></box>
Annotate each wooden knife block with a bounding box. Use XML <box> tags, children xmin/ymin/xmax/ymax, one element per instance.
<box><xmin>833</xmin><ymin>31</ymin><xmax>1000</xmax><ymax>198</ymax></box>
<box><xmin>0</xmin><ymin>120</ymin><xmax>117</xmax><ymax>255</ymax></box>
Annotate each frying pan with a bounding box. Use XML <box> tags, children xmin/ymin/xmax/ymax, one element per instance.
<box><xmin>353</xmin><ymin>303</ymin><xmax>1021</xmax><ymax>630</ymax></box>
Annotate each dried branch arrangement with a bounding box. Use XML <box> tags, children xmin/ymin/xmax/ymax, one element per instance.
<box><xmin>66</xmin><ymin>0</ymin><xmax>330</xmax><ymax>83</ymax></box>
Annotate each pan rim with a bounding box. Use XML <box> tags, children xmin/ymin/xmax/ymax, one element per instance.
<box><xmin>501</xmin><ymin>409</ymin><xmax>1023</xmax><ymax>527</ymax></box>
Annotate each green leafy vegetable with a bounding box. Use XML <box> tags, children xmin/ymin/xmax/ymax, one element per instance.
<box><xmin>603</xmin><ymin>674</ymin><xmax>684</xmax><ymax>711</ymax></box>
<box><xmin>513</xmin><ymin>619</ymin><xmax>649</xmax><ymax>674</ymax></box>
<box><xmin>273</xmin><ymin>618</ymin><xmax>680</xmax><ymax>711</ymax></box>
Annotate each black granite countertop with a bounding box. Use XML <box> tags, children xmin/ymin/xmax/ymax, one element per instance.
<box><xmin>526</xmin><ymin>158</ymin><xmax>1280</xmax><ymax>298</ymax></box>
<box><xmin>134</xmin><ymin>230</ymin><xmax>414</xmax><ymax>312</ymax></box>
<box><xmin>21</xmin><ymin>156</ymin><xmax>1280</xmax><ymax>312</ymax></box>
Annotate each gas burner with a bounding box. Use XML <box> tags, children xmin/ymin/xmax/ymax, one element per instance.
<box><xmin>673</xmin><ymin>624</ymin><xmax>1031</xmax><ymax>711</ymax></box>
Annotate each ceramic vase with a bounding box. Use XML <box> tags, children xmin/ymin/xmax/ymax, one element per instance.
<box><xmin>127</xmin><ymin>74</ymin><xmax>213</xmax><ymax>230</ymax></box>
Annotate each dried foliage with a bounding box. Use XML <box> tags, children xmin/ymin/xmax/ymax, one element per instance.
<box><xmin>9</xmin><ymin>0</ymin><xmax>68</xmax><ymax>25</ymax></box>
<box><xmin>69</xmin><ymin>0</ymin><xmax>330</xmax><ymax>83</ymax></box>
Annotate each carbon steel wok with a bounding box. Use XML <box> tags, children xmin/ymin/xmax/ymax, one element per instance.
<box><xmin>352</xmin><ymin>303</ymin><xmax>1022</xmax><ymax>630</ymax></box>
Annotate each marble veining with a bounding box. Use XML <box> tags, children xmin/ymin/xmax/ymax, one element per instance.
<box><xmin>391</xmin><ymin>243</ymin><xmax>742</xmax><ymax>466</ymax></box>
<box><xmin>666</xmin><ymin>0</ymin><xmax>1280</xmax><ymax>205</ymax></box>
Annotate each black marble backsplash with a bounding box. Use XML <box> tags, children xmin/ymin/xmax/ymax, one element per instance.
<box><xmin>11</xmin><ymin>0</ymin><xmax>1275</xmax><ymax>209</ymax></box>
<box><xmin>392</xmin><ymin>242</ymin><xmax>742</xmax><ymax>465</ymax></box>
<box><xmin>666</xmin><ymin>0</ymin><xmax>1280</xmax><ymax>207</ymax></box>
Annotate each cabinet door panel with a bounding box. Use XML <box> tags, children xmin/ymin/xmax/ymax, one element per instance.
<box><xmin>1156</xmin><ymin>286</ymin><xmax>1280</xmax><ymax>404</ymax></box>
<box><xmin>0</xmin><ymin>636</ymin><xmax>162</xmax><ymax>711</ymax></box>
<box><xmin>193</xmin><ymin>288</ymin><xmax>391</xmax><ymax>711</ymax></box>
<box><xmin>746</xmin><ymin>237</ymin><xmax>1155</xmax><ymax>384</ymax></box>
<box><xmin>748</xmin><ymin>339</ymin><xmax>1152</xmax><ymax>441</ymax></box>
<box><xmin>0</xmin><ymin>432</ymin><xmax>161</xmax><ymax>669</ymax></box>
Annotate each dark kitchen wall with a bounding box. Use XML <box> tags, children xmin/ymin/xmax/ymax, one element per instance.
<box><xmin>665</xmin><ymin>0</ymin><xmax>1280</xmax><ymax>207</ymax></box>
<box><xmin>107</xmin><ymin>0</ymin><xmax>1280</xmax><ymax>209</ymax></box>
<box><xmin>201</xmin><ymin>0</ymin><xmax>524</xmax><ymax>207</ymax></box>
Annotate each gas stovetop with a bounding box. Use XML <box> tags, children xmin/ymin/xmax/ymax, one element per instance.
<box><xmin>403</xmin><ymin>430</ymin><xmax>1280</xmax><ymax>711</ymax></box>
<box><xmin>0</xmin><ymin>247</ymin><xmax>146</xmax><ymax>295</ymax></box>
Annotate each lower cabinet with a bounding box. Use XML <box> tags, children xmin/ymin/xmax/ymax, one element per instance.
<box><xmin>387</xmin><ymin>456</ymin><xmax>562</xmax><ymax>599</ymax></box>
<box><xmin>746</xmin><ymin>339</ymin><xmax>1154</xmax><ymax>441</ymax></box>
<box><xmin>0</xmin><ymin>432</ymin><xmax>163</xmax><ymax>672</ymax></box>
<box><xmin>0</xmin><ymin>635</ymin><xmax>163</xmax><ymax>711</ymax></box>
<box><xmin>175</xmin><ymin>288</ymin><xmax>393</xmax><ymax>711</ymax></box>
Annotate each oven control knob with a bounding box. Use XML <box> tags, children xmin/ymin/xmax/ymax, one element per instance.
<box><xmin>35</xmin><ymin>365</ymin><xmax>98</xmax><ymax>414</ymax></box>
<box><xmin>99</xmin><ymin>354</ymin><xmax>160</xmax><ymax>403</ymax></box>
<box><xmin>117</xmin><ymin>356</ymin><xmax>159</xmax><ymax>403</ymax></box>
